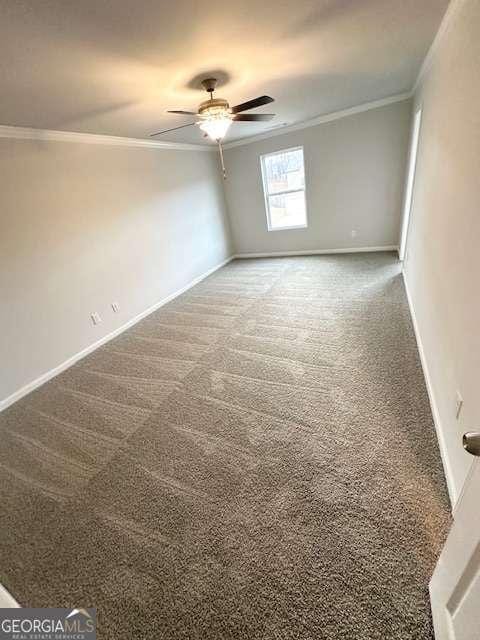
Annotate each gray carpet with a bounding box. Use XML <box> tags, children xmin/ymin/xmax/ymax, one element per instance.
<box><xmin>0</xmin><ymin>253</ymin><xmax>450</xmax><ymax>639</ymax></box>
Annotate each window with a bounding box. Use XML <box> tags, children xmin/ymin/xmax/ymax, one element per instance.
<box><xmin>260</xmin><ymin>147</ymin><xmax>307</xmax><ymax>231</ymax></box>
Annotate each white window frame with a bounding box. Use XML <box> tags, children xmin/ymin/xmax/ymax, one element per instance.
<box><xmin>260</xmin><ymin>146</ymin><xmax>308</xmax><ymax>232</ymax></box>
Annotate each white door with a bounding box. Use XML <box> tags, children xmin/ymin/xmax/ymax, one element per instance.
<box><xmin>399</xmin><ymin>108</ymin><xmax>422</xmax><ymax>261</ymax></box>
<box><xmin>430</xmin><ymin>433</ymin><xmax>480</xmax><ymax>640</ymax></box>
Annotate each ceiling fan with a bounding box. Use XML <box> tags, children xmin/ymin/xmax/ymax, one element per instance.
<box><xmin>150</xmin><ymin>78</ymin><xmax>275</xmax><ymax>177</ymax></box>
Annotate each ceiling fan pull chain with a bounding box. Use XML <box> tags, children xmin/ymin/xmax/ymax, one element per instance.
<box><xmin>218</xmin><ymin>141</ymin><xmax>226</xmax><ymax>179</ymax></box>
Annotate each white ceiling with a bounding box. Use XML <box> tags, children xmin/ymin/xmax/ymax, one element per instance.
<box><xmin>0</xmin><ymin>0</ymin><xmax>448</xmax><ymax>145</ymax></box>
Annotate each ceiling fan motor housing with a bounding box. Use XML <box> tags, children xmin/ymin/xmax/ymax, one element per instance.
<box><xmin>198</xmin><ymin>98</ymin><xmax>230</xmax><ymax>117</ymax></box>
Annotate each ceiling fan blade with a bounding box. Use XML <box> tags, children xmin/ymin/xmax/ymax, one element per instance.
<box><xmin>233</xmin><ymin>114</ymin><xmax>275</xmax><ymax>121</ymax></box>
<box><xmin>230</xmin><ymin>95</ymin><xmax>274</xmax><ymax>114</ymax></box>
<box><xmin>150</xmin><ymin>122</ymin><xmax>196</xmax><ymax>137</ymax></box>
<box><xmin>167</xmin><ymin>110</ymin><xmax>198</xmax><ymax>115</ymax></box>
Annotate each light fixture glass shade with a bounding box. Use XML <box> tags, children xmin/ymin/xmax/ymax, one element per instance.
<box><xmin>199</xmin><ymin>116</ymin><xmax>232</xmax><ymax>141</ymax></box>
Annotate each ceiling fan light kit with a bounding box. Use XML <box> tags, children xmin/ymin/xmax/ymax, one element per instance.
<box><xmin>150</xmin><ymin>77</ymin><xmax>275</xmax><ymax>178</ymax></box>
<box><xmin>196</xmin><ymin>94</ymin><xmax>233</xmax><ymax>143</ymax></box>
<box><xmin>199</xmin><ymin>118</ymin><xmax>232</xmax><ymax>141</ymax></box>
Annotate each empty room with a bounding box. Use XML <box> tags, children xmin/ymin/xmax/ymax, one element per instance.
<box><xmin>0</xmin><ymin>1</ymin><xmax>479</xmax><ymax>638</ymax></box>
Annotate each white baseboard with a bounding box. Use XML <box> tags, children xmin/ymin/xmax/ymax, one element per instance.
<box><xmin>402</xmin><ymin>269</ymin><xmax>456</xmax><ymax>506</ymax></box>
<box><xmin>0</xmin><ymin>256</ymin><xmax>233</xmax><ymax>412</ymax></box>
<box><xmin>0</xmin><ymin>584</ymin><xmax>20</xmax><ymax>607</ymax></box>
<box><xmin>234</xmin><ymin>245</ymin><xmax>398</xmax><ymax>258</ymax></box>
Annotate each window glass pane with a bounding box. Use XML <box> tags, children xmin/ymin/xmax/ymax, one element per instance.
<box><xmin>264</xmin><ymin>148</ymin><xmax>305</xmax><ymax>194</ymax></box>
<box><xmin>268</xmin><ymin>191</ymin><xmax>307</xmax><ymax>229</ymax></box>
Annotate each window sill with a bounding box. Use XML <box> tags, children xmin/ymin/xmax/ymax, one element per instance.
<box><xmin>267</xmin><ymin>224</ymin><xmax>308</xmax><ymax>232</ymax></box>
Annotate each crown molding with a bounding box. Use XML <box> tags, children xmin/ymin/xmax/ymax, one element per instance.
<box><xmin>0</xmin><ymin>124</ymin><xmax>215</xmax><ymax>151</ymax></box>
<box><xmin>222</xmin><ymin>92</ymin><xmax>412</xmax><ymax>150</ymax></box>
<box><xmin>412</xmin><ymin>0</ymin><xmax>462</xmax><ymax>94</ymax></box>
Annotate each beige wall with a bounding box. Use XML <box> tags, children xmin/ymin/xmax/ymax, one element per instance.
<box><xmin>223</xmin><ymin>99</ymin><xmax>412</xmax><ymax>255</ymax></box>
<box><xmin>0</xmin><ymin>139</ymin><xmax>232</xmax><ymax>404</ymax></box>
<box><xmin>404</xmin><ymin>0</ymin><xmax>479</xmax><ymax>502</ymax></box>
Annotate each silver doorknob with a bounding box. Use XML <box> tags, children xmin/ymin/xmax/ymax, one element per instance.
<box><xmin>463</xmin><ymin>433</ymin><xmax>480</xmax><ymax>456</ymax></box>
